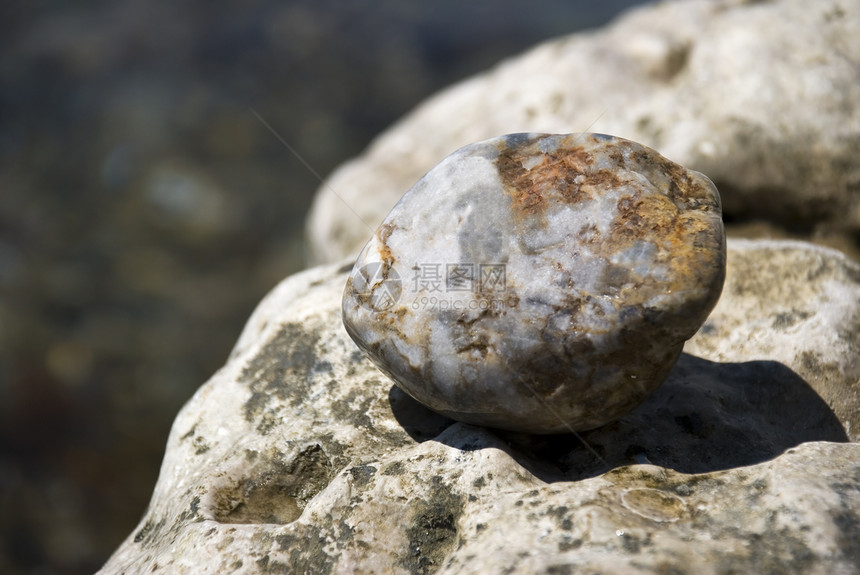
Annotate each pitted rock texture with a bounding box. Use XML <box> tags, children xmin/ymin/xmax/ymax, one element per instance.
<box><xmin>99</xmin><ymin>240</ymin><xmax>860</xmax><ymax>574</ymax></box>
<box><xmin>342</xmin><ymin>133</ymin><xmax>725</xmax><ymax>433</ymax></box>
<box><xmin>307</xmin><ymin>0</ymin><xmax>860</xmax><ymax>264</ymax></box>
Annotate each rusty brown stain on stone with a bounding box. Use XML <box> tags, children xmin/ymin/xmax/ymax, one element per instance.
<box><xmin>616</xmin><ymin>193</ymin><xmax>678</xmax><ymax>234</ymax></box>
<box><xmin>577</xmin><ymin>223</ymin><xmax>601</xmax><ymax>245</ymax></box>
<box><xmin>599</xmin><ymin>177</ymin><xmax>723</xmax><ymax>314</ymax></box>
<box><xmin>586</xmin><ymin>168</ymin><xmax>626</xmax><ymax>191</ymax></box>
<box><xmin>495</xmin><ymin>134</ymin><xmax>721</xmax><ymax>334</ymax></box>
<box><xmin>496</xmin><ymin>140</ymin><xmax>601</xmax><ymax>219</ymax></box>
<box><xmin>376</xmin><ymin>222</ymin><xmax>397</xmax><ymax>265</ymax></box>
<box><xmin>631</xmin><ymin>150</ymin><xmax>718</xmax><ymax>210</ymax></box>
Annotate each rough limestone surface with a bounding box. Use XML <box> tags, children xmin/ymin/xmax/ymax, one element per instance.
<box><xmin>100</xmin><ymin>239</ymin><xmax>860</xmax><ymax>574</ymax></box>
<box><xmin>686</xmin><ymin>239</ymin><xmax>860</xmax><ymax>441</ymax></box>
<box><xmin>343</xmin><ymin>132</ymin><xmax>725</xmax><ymax>433</ymax></box>
<box><xmin>306</xmin><ymin>0</ymin><xmax>860</xmax><ymax>264</ymax></box>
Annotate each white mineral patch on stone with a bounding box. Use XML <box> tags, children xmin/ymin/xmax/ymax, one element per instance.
<box><xmin>343</xmin><ymin>132</ymin><xmax>726</xmax><ymax>433</ymax></box>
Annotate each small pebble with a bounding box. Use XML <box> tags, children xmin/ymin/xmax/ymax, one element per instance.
<box><xmin>343</xmin><ymin>133</ymin><xmax>725</xmax><ymax>433</ymax></box>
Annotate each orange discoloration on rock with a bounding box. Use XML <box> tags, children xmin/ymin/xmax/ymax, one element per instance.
<box><xmin>491</xmin><ymin>133</ymin><xmax>724</xmax><ymax>343</ymax></box>
<box><xmin>376</xmin><ymin>222</ymin><xmax>397</xmax><ymax>265</ymax></box>
<box><xmin>496</xmin><ymin>138</ymin><xmax>601</xmax><ymax>219</ymax></box>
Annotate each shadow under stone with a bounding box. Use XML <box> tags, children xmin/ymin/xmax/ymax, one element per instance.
<box><xmin>389</xmin><ymin>385</ymin><xmax>457</xmax><ymax>443</ymax></box>
<box><xmin>388</xmin><ymin>354</ymin><xmax>849</xmax><ymax>482</ymax></box>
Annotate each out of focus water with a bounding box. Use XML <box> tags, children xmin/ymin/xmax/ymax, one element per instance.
<box><xmin>0</xmin><ymin>2</ymin><xmax>649</xmax><ymax>573</ymax></box>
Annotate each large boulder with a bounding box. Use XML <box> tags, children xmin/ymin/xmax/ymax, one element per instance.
<box><xmin>99</xmin><ymin>239</ymin><xmax>860</xmax><ymax>574</ymax></box>
<box><xmin>306</xmin><ymin>0</ymin><xmax>860</xmax><ymax>263</ymax></box>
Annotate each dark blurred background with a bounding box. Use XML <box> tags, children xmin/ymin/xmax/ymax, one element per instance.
<box><xmin>0</xmin><ymin>1</ymin><xmax>649</xmax><ymax>573</ymax></box>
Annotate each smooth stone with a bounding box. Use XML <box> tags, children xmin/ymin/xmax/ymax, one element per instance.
<box><xmin>342</xmin><ymin>132</ymin><xmax>725</xmax><ymax>433</ymax></box>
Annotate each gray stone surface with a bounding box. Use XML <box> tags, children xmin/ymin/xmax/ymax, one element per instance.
<box><xmin>307</xmin><ymin>0</ymin><xmax>860</xmax><ymax>264</ymax></box>
<box><xmin>100</xmin><ymin>239</ymin><xmax>860</xmax><ymax>574</ymax></box>
<box><xmin>343</xmin><ymin>132</ymin><xmax>725</xmax><ymax>433</ymax></box>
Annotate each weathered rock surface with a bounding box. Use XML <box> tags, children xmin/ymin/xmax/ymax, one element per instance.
<box><xmin>343</xmin><ymin>132</ymin><xmax>725</xmax><ymax>433</ymax></box>
<box><xmin>307</xmin><ymin>0</ymin><xmax>860</xmax><ymax>264</ymax></box>
<box><xmin>686</xmin><ymin>239</ymin><xmax>860</xmax><ymax>440</ymax></box>
<box><xmin>100</xmin><ymin>240</ymin><xmax>860</xmax><ymax>574</ymax></box>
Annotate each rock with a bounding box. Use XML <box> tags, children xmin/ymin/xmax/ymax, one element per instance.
<box><xmin>343</xmin><ymin>132</ymin><xmax>725</xmax><ymax>433</ymax></box>
<box><xmin>99</xmin><ymin>239</ymin><xmax>860</xmax><ymax>574</ymax></box>
<box><xmin>685</xmin><ymin>239</ymin><xmax>860</xmax><ymax>440</ymax></box>
<box><xmin>307</xmin><ymin>0</ymin><xmax>860</xmax><ymax>264</ymax></box>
